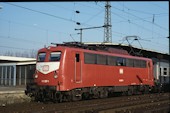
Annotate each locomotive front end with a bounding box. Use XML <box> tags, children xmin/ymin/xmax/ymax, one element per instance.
<box><xmin>35</xmin><ymin>51</ymin><xmax>61</xmax><ymax>86</ymax></box>
<box><xmin>25</xmin><ymin>47</ymin><xmax>64</xmax><ymax>102</ymax></box>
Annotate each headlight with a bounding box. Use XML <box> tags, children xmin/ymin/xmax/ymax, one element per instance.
<box><xmin>54</xmin><ymin>71</ymin><xmax>58</xmax><ymax>79</ymax></box>
<box><xmin>54</xmin><ymin>75</ymin><xmax>58</xmax><ymax>78</ymax></box>
<box><xmin>35</xmin><ymin>74</ymin><xmax>38</xmax><ymax>78</ymax></box>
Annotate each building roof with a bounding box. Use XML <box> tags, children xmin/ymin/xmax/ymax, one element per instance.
<box><xmin>0</xmin><ymin>56</ymin><xmax>36</xmax><ymax>62</ymax></box>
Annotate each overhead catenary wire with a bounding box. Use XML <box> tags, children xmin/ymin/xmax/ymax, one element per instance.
<box><xmin>95</xmin><ymin>2</ymin><xmax>168</xmax><ymax>27</ymax></box>
<box><xmin>0</xmin><ymin>18</ymin><xmax>47</xmax><ymax>31</ymax></box>
<box><xmin>1</xmin><ymin>2</ymin><xmax>168</xmax><ymax>54</ymax></box>
<box><xmin>71</xmin><ymin>3</ymin><xmax>128</xmax><ymax>37</ymax></box>
<box><xmin>93</xmin><ymin>2</ymin><xmax>168</xmax><ymax>38</ymax></box>
<box><xmin>118</xmin><ymin>2</ymin><xmax>168</xmax><ymax>15</ymax></box>
<box><xmin>4</xmin><ymin>2</ymin><xmax>168</xmax><ymax>38</ymax></box>
<box><xmin>112</xmin><ymin>14</ymin><xmax>168</xmax><ymax>24</ymax></box>
<box><xmin>127</xmin><ymin>9</ymin><xmax>168</xmax><ymax>16</ymax></box>
<box><xmin>96</xmin><ymin>2</ymin><xmax>166</xmax><ymax>52</ymax></box>
<box><xmin>82</xmin><ymin>9</ymin><xmax>104</xmax><ymax>24</ymax></box>
<box><xmin>130</xmin><ymin>21</ymin><xmax>166</xmax><ymax>38</ymax></box>
<box><xmin>46</xmin><ymin>2</ymin><xmax>104</xmax><ymax>27</ymax></box>
<box><xmin>79</xmin><ymin>22</ymin><xmax>127</xmax><ymax>37</ymax></box>
<box><xmin>96</xmin><ymin>3</ymin><xmax>127</xmax><ymax>21</ymax></box>
<box><xmin>0</xmin><ymin>45</ymin><xmax>37</xmax><ymax>51</ymax></box>
<box><xmin>75</xmin><ymin>2</ymin><xmax>103</xmax><ymax>11</ymax></box>
<box><xmin>74</xmin><ymin>3</ymin><xmax>168</xmax><ymax>45</ymax></box>
<box><xmin>0</xmin><ymin>17</ymin><xmax>79</xmax><ymax>42</ymax></box>
<box><xmin>0</xmin><ymin>35</ymin><xmax>45</xmax><ymax>45</ymax></box>
<box><xmin>3</xmin><ymin>2</ymin><xmax>109</xmax><ymax>41</ymax></box>
<box><xmin>110</xmin><ymin>4</ymin><xmax>168</xmax><ymax>31</ymax></box>
<box><xmin>151</xmin><ymin>2</ymin><xmax>168</xmax><ymax>11</ymax></box>
<box><xmin>4</xmin><ymin>2</ymin><xmax>77</xmax><ymax>24</ymax></box>
<box><xmin>5</xmin><ymin>2</ymin><xmax>166</xmax><ymax>39</ymax></box>
<box><xmin>96</xmin><ymin>2</ymin><xmax>168</xmax><ymax>33</ymax></box>
<box><xmin>82</xmin><ymin>3</ymin><xmax>128</xmax><ymax>37</ymax></box>
<box><xmin>46</xmin><ymin>2</ymin><xmax>103</xmax><ymax>18</ymax></box>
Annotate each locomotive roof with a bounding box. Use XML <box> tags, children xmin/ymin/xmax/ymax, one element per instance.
<box><xmin>39</xmin><ymin>42</ymin><xmax>152</xmax><ymax>61</ymax></box>
<box><xmin>61</xmin><ymin>46</ymin><xmax>152</xmax><ymax>61</ymax></box>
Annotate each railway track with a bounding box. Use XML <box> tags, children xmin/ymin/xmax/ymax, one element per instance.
<box><xmin>0</xmin><ymin>93</ymin><xmax>169</xmax><ymax>113</ymax></box>
<box><xmin>41</xmin><ymin>93</ymin><xmax>170</xmax><ymax>113</ymax></box>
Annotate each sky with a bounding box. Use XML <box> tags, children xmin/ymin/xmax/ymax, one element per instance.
<box><xmin>0</xmin><ymin>1</ymin><xmax>169</xmax><ymax>56</ymax></box>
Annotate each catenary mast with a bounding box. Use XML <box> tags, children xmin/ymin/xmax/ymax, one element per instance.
<box><xmin>104</xmin><ymin>1</ymin><xmax>112</xmax><ymax>43</ymax></box>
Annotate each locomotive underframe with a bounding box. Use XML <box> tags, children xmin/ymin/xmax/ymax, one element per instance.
<box><xmin>25</xmin><ymin>83</ymin><xmax>157</xmax><ymax>103</ymax></box>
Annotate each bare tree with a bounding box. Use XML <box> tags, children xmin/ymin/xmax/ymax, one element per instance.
<box><xmin>2</xmin><ymin>49</ymin><xmax>37</xmax><ymax>58</ymax></box>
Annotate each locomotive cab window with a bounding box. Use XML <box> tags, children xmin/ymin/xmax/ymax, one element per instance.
<box><xmin>50</xmin><ymin>52</ymin><xmax>61</xmax><ymax>61</ymax></box>
<box><xmin>37</xmin><ymin>53</ymin><xmax>46</xmax><ymax>62</ymax></box>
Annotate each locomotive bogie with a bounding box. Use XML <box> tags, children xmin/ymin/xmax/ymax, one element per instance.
<box><xmin>26</xmin><ymin>84</ymin><xmax>154</xmax><ymax>103</ymax></box>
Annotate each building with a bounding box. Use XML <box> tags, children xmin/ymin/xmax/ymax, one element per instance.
<box><xmin>0</xmin><ymin>56</ymin><xmax>36</xmax><ymax>86</ymax></box>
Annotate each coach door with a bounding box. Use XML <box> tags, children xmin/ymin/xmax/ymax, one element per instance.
<box><xmin>75</xmin><ymin>53</ymin><xmax>82</xmax><ymax>83</ymax></box>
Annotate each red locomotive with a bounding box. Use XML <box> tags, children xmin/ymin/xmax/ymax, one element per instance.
<box><xmin>25</xmin><ymin>42</ymin><xmax>155</xmax><ymax>102</ymax></box>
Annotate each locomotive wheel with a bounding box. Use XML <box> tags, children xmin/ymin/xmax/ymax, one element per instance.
<box><xmin>99</xmin><ymin>89</ymin><xmax>108</xmax><ymax>98</ymax></box>
<box><xmin>34</xmin><ymin>93</ymin><xmax>43</xmax><ymax>102</ymax></box>
<box><xmin>58</xmin><ymin>94</ymin><xmax>63</xmax><ymax>103</ymax></box>
<box><xmin>72</xmin><ymin>95</ymin><xmax>80</xmax><ymax>101</ymax></box>
<box><xmin>126</xmin><ymin>89</ymin><xmax>133</xmax><ymax>96</ymax></box>
<box><xmin>33</xmin><ymin>96</ymin><xmax>39</xmax><ymax>102</ymax></box>
<box><xmin>82</xmin><ymin>92</ymin><xmax>90</xmax><ymax>100</ymax></box>
<box><xmin>71</xmin><ymin>92</ymin><xmax>82</xmax><ymax>101</ymax></box>
<box><xmin>66</xmin><ymin>90</ymin><xmax>82</xmax><ymax>102</ymax></box>
<box><xmin>145</xmin><ymin>86</ymin><xmax>150</xmax><ymax>94</ymax></box>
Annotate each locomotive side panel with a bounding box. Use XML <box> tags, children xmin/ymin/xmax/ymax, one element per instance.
<box><xmin>61</xmin><ymin>49</ymin><xmax>154</xmax><ymax>91</ymax></box>
<box><xmin>61</xmin><ymin>49</ymin><xmax>84</xmax><ymax>91</ymax></box>
<box><xmin>81</xmin><ymin>51</ymin><xmax>154</xmax><ymax>88</ymax></box>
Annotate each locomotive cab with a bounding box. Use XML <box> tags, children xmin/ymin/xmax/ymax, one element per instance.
<box><xmin>35</xmin><ymin>51</ymin><xmax>61</xmax><ymax>85</ymax></box>
<box><xmin>25</xmin><ymin>46</ymin><xmax>65</xmax><ymax>101</ymax></box>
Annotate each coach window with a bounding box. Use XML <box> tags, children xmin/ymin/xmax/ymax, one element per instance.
<box><xmin>37</xmin><ymin>53</ymin><xmax>46</xmax><ymax>62</ymax></box>
<box><xmin>163</xmin><ymin>68</ymin><xmax>167</xmax><ymax>76</ymax></box>
<box><xmin>116</xmin><ymin>57</ymin><xmax>126</xmax><ymax>66</ymax></box>
<box><xmin>50</xmin><ymin>52</ymin><xmax>61</xmax><ymax>61</ymax></box>
<box><xmin>160</xmin><ymin>68</ymin><xmax>162</xmax><ymax>76</ymax></box>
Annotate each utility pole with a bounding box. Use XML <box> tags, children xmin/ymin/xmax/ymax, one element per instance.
<box><xmin>167</xmin><ymin>36</ymin><xmax>170</xmax><ymax>88</ymax></box>
<box><xmin>75</xmin><ymin>25</ymin><xmax>107</xmax><ymax>43</ymax></box>
<box><xmin>104</xmin><ymin>1</ymin><xmax>112</xmax><ymax>43</ymax></box>
<box><xmin>167</xmin><ymin>36</ymin><xmax>170</xmax><ymax>55</ymax></box>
